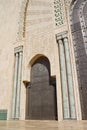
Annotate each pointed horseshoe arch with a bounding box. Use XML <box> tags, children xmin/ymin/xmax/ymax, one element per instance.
<box><xmin>26</xmin><ymin>56</ymin><xmax>58</xmax><ymax>120</ymax></box>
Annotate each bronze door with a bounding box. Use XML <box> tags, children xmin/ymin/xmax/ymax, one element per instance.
<box><xmin>26</xmin><ymin>57</ymin><xmax>57</xmax><ymax>120</ymax></box>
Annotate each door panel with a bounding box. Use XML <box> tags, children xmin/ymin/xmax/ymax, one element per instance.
<box><xmin>26</xmin><ymin>57</ymin><xmax>57</xmax><ymax>120</ymax></box>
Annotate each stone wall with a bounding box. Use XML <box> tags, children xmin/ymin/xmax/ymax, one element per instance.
<box><xmin>0</xmin><ymin>0</ymin><xmax>21</xmax><ymax>119</ymax></box>
<box><xmin>0</xmin><ymin>0</ymin><xmax>82</xmax><ymax>120</ymax></box>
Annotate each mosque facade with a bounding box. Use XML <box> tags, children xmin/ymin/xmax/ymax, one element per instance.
<box><xmin>0</xmin><ymin>0</ymin><xmax>87</xmax><ymax>120</ymax></box>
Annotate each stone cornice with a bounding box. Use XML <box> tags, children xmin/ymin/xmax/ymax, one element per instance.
<box><xmin>14</xmin><ymin>46</ymin><xmax>23</xmax><ymax>54</ymax></box>
<box><xmin>56</xmin><ymin>31</ymin><xmax>68</xmax><ymax>40</ymax></box>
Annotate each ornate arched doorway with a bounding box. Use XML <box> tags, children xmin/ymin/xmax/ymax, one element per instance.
<box><xmin>70</xmin><ymin>0</ymin><xmax>87</xmax><ymax>119</ymax></box>
<box><xmin>26</xmin><ymin>56</ymin><xmax>57</xmax><ymax>120</ymax></box>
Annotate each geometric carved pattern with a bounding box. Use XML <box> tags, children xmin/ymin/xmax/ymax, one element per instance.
<box><xmin>79</xmin><ymin>1</ymin><xmax>87</xmax><ymax>55</ymax></box>
<box><xmin>70</xmin><ymin>0</ymin><xmax>87</xmax><ymax>119</ymax></box>
<box><xmin>54</xmin><ymin>0</ymin><xmax>64</xmax><ymax>27</ymax></box>
<box><xmin>65</xmin><ymin>0</ymin><xmax>72</xmax><ymax>7</ymax></box>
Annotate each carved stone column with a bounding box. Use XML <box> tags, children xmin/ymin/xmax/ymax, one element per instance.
<box><xmin>12</xmin><ymin>46</ymin><xmax>23</xmax><ymax>120</ymax></box>
<box><xmin>63</xmin><ymin>35</ymin><xmax>76</xmax><ymax>119</ymax></box>
<box><xmin>12</xmin><ymin>53</ymin><xmax>19</xmax><ymax>119</ymax></box>
<box><xmin>57</xmin><ymin>36</ymin><xmax>70</xmax><ymax>119</ymax></box>
<box><xmin>15</xmin><ymin>51</ymin><xmax>23</xmax><ymax>119</ymax></box>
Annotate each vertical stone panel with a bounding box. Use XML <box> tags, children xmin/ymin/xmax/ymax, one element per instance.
<box><xmin>70</xmin><ymin>0</ymin><xmax>87</xmax><ymax>119</ymax></box>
